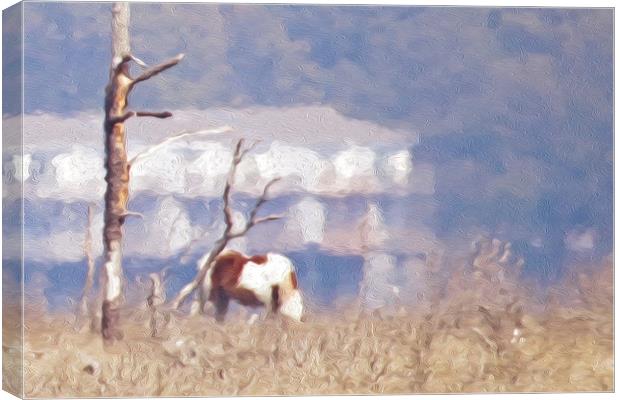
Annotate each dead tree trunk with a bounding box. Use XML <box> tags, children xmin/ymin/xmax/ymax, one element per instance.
<box><xmin>102</xmin><ymin>2</ymin><xmax>183</xmax><ymax>342</ymax></box>
<box><xmin>101</xmin><ymin>2</ymin><xmax>131</xmax><ymax>342</ymax></box>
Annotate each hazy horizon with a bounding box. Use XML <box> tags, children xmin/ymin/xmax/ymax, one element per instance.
<box><xmin>3</xmin><ymin>4</ymin><xmax>613</xmax><ymax>310</ymax></box>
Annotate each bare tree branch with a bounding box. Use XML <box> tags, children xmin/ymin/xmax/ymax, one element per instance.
<box><xmin>170</xmin><ymin>139</ymin><xmax>250</xmax><ymax>310</ymax></box>
<box><xmin>130</xmin><ymin>54</ymin><xmax>148</xmax><ymax>68</ymax></box>
<box><xmin>237</xmin><ymin>139</ymin><xmax>260</xmax><ymax>162</ymax></box>
<box><xmin>109</xmin><ymin>107</ymin><xmax>173</xmax><ymax>124</ymax></box>
<box><xmin>119</xmin><ymin>210</ymin><xmax>144</xmax><ymax>219</ymax></box>
<box><xmin>221</xmin><ymin>139</ymin><xmax>244</xmax><ymax>230</ymax></box>
<box><xmin>249</xmin><ymin>178</ymin><xmax>281</xmax><ymax>222</ymax></box>
<box><xmin>170</xmin><ymin>239</ymin><xmax>225</xmax><ymax>310</ymax></box>
<box><xmin>109</xmin><ymin>110</ymin><xmax>135</xmax><ymax>124</ymax></box>
<box><xmin>227</xmin><ymin>215</ymin><xmax>284</xmax><ymax>240</ymax></box>
<box><xmin>128</xmin><ymin>125</ymin><xmax>233</xmax><ymax>166</ymax></box>
<box><xmin>135</xmin><ymin>111</ymin><xmax>173</xmax><ymax>119</ymax></box>
<box><xmin>131</xmin><ymin>53</ymin><xmax>185</xmax><ymax>86</ymax></box>
<box><xmin>254</xmin><ymin>214</ymin><xmax>284</xmax><ymax>224</ymax></box>
<box><xmin>229</xmin><ymin>178</ymin><xmax>282</xmax><ymax>238</ymax></box>
<box><xmin>170</xmin><ymin>139</ymin><xmax>282</xmax><ymax>310</ymax></box>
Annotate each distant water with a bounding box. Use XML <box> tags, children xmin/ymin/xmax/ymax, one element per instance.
<box><xmin>17</xmin><ymin>247</ymin><xmax>366</xmax><ymax>312</ymax></box>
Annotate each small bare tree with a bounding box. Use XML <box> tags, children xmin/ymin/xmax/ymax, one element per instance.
<box><xmin>147</xmin><ymin>272</ymin><xmax>167</xmax><ymax>337</ymax></box>
<box><xmin>76</xmin><ymin>204</ymin><xmax>96</xmax><ymax>329</ymax></box>
<box><xmin>171</xmin><ymin>139</ymin><xmax>282</xmax><ymax>311</ymax></box>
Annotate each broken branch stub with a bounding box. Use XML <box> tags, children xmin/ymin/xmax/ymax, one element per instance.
<box><xmin>131</xmin><ymin>53</ymin><xmax>185</xmax><ymax>87</ymax></box>
<box><xmin>135</xmin><ymin>111</ymin><xmax>173</xmax><ymax>119</ymax></box>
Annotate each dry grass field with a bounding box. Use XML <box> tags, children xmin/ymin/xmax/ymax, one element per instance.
<box><xmin>13</xmin><ymin>250</ymin><xmax>612</xmax><ymax>398</ymax></box>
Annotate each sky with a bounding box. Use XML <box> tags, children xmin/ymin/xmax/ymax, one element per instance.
<box><xmin>2</xmin><ymin>3</ymin><xmax>613</xmax><ymax>309</ymax></box>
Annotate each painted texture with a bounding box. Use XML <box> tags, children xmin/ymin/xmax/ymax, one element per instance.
<box><xmin>2</xmin><ymin>3</ymin><xmax>613</xmax><ymax>396</ymax></box>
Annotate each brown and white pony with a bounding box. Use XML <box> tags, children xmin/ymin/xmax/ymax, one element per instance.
<box><xmin>198</xmin><ymin>250</ymin><xmax>304</xmax><ymax>322</ymax></box>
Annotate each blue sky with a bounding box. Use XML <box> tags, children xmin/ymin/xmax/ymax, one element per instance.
<box><xmin>4</xmin><ymin>4</ymin><xmax>614</xmax><ymax>307</ymax></box>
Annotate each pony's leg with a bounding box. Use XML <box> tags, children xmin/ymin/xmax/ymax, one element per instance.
<box><xmin>212</xmin><ymin>287</ymin><xmax>230</xmax><ymax>322</ymax></box>
<box><xmin>269</xmin><ymin>285</ymin><xmax>281</xmax><ymax>316</ymax></box>
<box><xmin>198</xmin><ymin>273</ymin><xmax>212</xmax><ymax>314</ymax></box>
<box><xmin>197</xmin><ymin>283</ymin><xmax>207</xmax><ymax>314</ymax></box>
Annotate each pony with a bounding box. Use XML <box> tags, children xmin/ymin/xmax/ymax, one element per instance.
<box><xmin>198</xmin><ymin>250</ymin><xmax>304</xmax><ymax>322</ymax></box>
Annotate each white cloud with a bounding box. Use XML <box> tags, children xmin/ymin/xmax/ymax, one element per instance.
<box><xmin>42</xmin><ymin>230</ymin><xmax>87</xmax><ymax>262</ymax></box>
<box><xmin>13</xmin><ymin>154</ymin><xmax>32</xmax><ymax>182</ymax></box>
<box><xmin>358</xmin><ymin>202</ymin><xmax>390</xmax><ymax>250</ymax></box>
<box><xmin>185</xmin><ymin>141</ymin><xmax>233</xmax><ymax>196</ymax></box>
<box><xmin>19</xmin><ymin>105</ymin><xmax>426</xmax><ymax>201</ymax></box>
<box><xmin>3</xmin><ymin>154</ymin><xmax>32</xmax><ymax>198</ymax></box>
<box><xmin>159</xmin><ymin>198</ymin><xmax>194</xmax><ymax>255</ymax></box>
<box><xmin>254</xmin><ymin>141</ymin><xmax>330</xmax><ymax>193</ymax></box>
<box><xmin>24</xmin><ymin>228</ymin><xmax>87</xmax><ymax>264</ymax></box>
<box><xmin>331</xmin><ymin>146</ymin><xmax>379</xmax><ymax>193</ymax></box>
<box><xmin>565</xmin><ymin>229</ymin><xmax>596</xmax><ymax>252</ymax></box>
<box><xmin>361</xmin><ymin>251</ymin><xmax>398</xmax><ymax>310</ymax></box>
<box><xmin>128</xmin><ymin>140</ymin><xmax>406</xmax><ymax>197</ymax></box>
<box><xmin>22</xmin><ymin>112</ymin><xmax>103</xmax><ymax>153</ymax></box>
<box><xmin>35</xmin><ymin>145</ymin><xmax>105</xmax><ymax>202</ymax></box>
<box><xmin>22</xmin><ymin>120</ymin><xmax>425</xmax><ymax>202</ymax></box>
<box><xmin>130</xmin><ymin>141</ymin><xmax>190</xmax><ymax>195</ymax></box>
<box><xmin>16</xmin><ymin>106</ymin><xmax>432</xmax><ymax>263</ymax></box>
<box><xmin>19</xmin><ymin>203</ymin><xmax>105</xmax><ymax>264</ymax></box>
<box><xmin>125</xmin><ymin>196</ymin><xmax>200</xmax><ymax>259</ymax></box>
<box><xmin>333</xmin><ymin>146</ymin><xmax>376</xmax><ymax>179</ymax></box>
<box><xmin>382</xmin><ymin>150</ymin><xmax>413</xmax><ymax>187</ymax></box>
<box><xmin>285</xmin><ymin>197</ymin><xmax>326</xmax><ymax>245</ymax></box>
<box><xmin>20</xmin><ymin>105</ymin><xmax>415</xmax><ymax>155</ymax></box>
